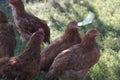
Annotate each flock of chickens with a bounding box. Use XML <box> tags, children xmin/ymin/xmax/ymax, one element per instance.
<box><xmin>0</xmin><ymin>0</ymin><xmax>100</xmax><ymax>80</ymax></box>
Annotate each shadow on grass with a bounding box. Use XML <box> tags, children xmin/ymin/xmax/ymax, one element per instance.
<box><xmin>81</xmin><ymin>1</ymin><xmax>120</xmax><ymax>37</ymax></box>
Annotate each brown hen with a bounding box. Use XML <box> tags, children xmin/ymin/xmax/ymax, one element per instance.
<box><xmin>40</xmin><ymin>21</ymin><xmax>81</xmax><ymax>72</ymax></box>
<box><xmin>46</xmin><ymin>28</ymin><xmax>100</xmax><ymax>80</ymax></box>
<box><xmin>0</xmin><ymin>28</ymin><xmax>44</xmax><ymax>80</ymax></box>
<box><xmin>0</xmin><ymin>10</ymin><xmax>16</xmax><ymax>58</ymax></box>
<box><xmin>8</xmin><ymin>0</ymin><xmax>50</xmax><ymax>44</ymax></box>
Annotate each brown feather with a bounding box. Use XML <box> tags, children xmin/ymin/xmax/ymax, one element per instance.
<box><xmin>9</xmin><ymin>0</ymin><xmax>50</xmax><ymax>43</ymax></box>
<box><xmin>46</xmin><ymin>28</ymin><xmax>100</xmax><ymax>80</ymax></box>
<box><xmin>0</xmin><ymin>10</ymin><xmax>16</xmax><ymax>58</ymax></box>
<box><xmin>0</xmin><ymin>30</ymin><xmax>44</xmax><ymax>80</ymax></box>
<box><xmin>40</xmin><ymin>21</ymin><xmax>81</xmax><ymax>72</ymax></box>
<box><xmin>0</xmin><ymin>10</ymin><xmax>8</xmax><ymax>23</ymax></box>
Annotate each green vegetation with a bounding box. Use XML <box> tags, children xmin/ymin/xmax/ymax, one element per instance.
<box><xmin>0</xmin><ymin>0</ymin><xmax>120</xmax><ymax>80</ymax></box>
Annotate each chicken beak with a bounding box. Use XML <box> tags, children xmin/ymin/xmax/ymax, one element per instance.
<box><xmin>93</xmin><ymin>28</ymin><xmax>101</xmax><ymax>36</ymax></box>
<box><xmin>95</xmin><ymin>30</ymin><xmax>101</xmax><ymax>36</ymax></box>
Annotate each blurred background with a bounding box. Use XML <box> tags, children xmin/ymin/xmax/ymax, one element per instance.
<box><xmin>0</xmin><ymin>0</ymin><xmax>120</xmax><ymax>80</ymax></box>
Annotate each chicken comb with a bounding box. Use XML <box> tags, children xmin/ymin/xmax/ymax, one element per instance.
<box><xmin>93</xmin><ymin>28</ymin><xmax>100</xmax><ymax>32</ymax></box>
<box><xmin>38</xmin><ymin>28</ymin><xmax>44</xmax><ymax>34</ymax></box>
<box><xmin>92</xmin><ymin>28</ymin><xmax>100</xmax><ymax>35</ymax></box>
<box><xmin>93</xmin><ymin>28</ymin><xmax>97</xmax><ymax>30</ymax></box>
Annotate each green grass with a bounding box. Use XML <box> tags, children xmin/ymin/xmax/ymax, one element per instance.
<box><xmin>0</xmin><ymin>0</ymin><xmax>120</xmax><ymax>80</ymax></box>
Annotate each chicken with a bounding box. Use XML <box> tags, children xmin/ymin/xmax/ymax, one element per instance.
<box><xmin>40</xmin><ymin>21</ymin><xmax>81</xmax><ymax>72</ymax></box>
<box><xmin>46</xmin><ymin>28</ymin><xmax>100</xmax><ymax>80</ymax></box>
<box><xmin>0</xmin><ymin>28</ymin><xmax>45</xmax><ymax>80</ymax></box>
<box><xmin>8</xmin><ymin>0</ymin><xmax>50</xmax><ymax>44</ymax></box>
<box><xmin>0</xmin><ymin>10</ymin><xmax>16</xmax><ymax>58</ymax></box>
